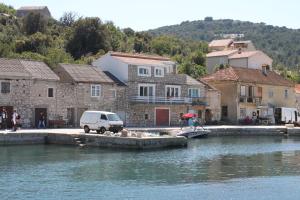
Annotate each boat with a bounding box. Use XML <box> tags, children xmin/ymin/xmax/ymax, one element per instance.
<box><xmin>177</xmin><ymin>127</ymin><xmax>210</xmax><ymax>138</ymax></box>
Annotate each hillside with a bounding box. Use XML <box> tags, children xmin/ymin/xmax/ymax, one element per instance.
<box><xmin>148</xmin><ymin>18</ymin><xmax>300</xmax><ymax>69</ymax></box>
<box><xmin>0</xmin><ymin>3</ymin><xmax>209</xmax><ymax>78</ymax></box>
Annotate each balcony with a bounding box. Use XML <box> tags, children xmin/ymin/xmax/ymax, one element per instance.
<box><xmin>239</xmin><ymin>96</ymin><xmax>262</xmax><ymax>105</ymax></box>
<box><xmin>191</xmin><ymin>97</ymin><xmax>208</xmax><ymax>106</ymax></box>
<box><xmin>130</xmin><ymin>96</ymin><xmax>208</xmax><ymax>105</ymax></box>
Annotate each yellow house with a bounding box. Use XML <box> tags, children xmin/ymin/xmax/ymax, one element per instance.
<box><xmin>201</xmin><ymin>67</ymin><xmax>295</xmax><ymax>124</ymax></box>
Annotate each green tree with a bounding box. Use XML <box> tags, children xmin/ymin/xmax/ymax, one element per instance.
<box><xmin>59</xmin><ymin>12</ymin><xmax>77</xmax><ymax>27</ymax></box>
<box><xmin>0</xmin><ymin>3</ymin><xmax>16</xmax><ymax>15</ymax></box>
<box><xmin>22</xmin><ymin>12</ymin><xmax>47</xmax><ymax>35</ymax></box>
<box><xmin>66</xmin><ymin>17</ymin><xmax>110</xmax><ymax>59</ymax></box>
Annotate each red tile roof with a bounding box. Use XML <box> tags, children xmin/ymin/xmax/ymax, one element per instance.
<box><xmin>295</xmin><ymin>84</ymin><xmax>300</xmax><ymax>94</ymax></box>
<box><xmin>209</xmin><ymin>39</ymin><xmax>233</xmax><ymax>47</ymax></box>
<box><xmin>201</xmin><ymin>67</ymin><xmax>294</xmax><ymax>87</ymax></box>
<box><xmin>206</xmin><ymin>50</ymin><xmax>238</xmax><ymax>57</ymax></box>
<box><xmin>228</xmin><ymin>51</ymin><xmax>260</xmax><ymax>59</ymax></box>
<box><xmin>109</xmin><ymin>52</ymin><xmax>174</xmax><ymax>66</ymax></box>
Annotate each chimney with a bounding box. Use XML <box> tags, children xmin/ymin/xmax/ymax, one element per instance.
<box><xmin>262</xmin><ymin>65</ymin><xmax>269</xmax><ymax>76</ymax></box>
<box><xmin>238</xmin><ymin>48</ymin><xmax>242</xmax><ymax>54</ymax></box>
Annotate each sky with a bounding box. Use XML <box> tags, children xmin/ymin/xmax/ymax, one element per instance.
<box><xmin>3</xmin><ymin>0</ymin><xmax>300</xmax><ymax>31</ymax></box>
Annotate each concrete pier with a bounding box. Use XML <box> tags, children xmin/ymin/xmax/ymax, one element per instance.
<box><xmin>0</xmin><ymin>129</ymin><xmax>187</xmax><ymax>149</ymax></box>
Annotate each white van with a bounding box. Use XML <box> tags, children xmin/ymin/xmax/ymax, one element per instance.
<box><xmin>80</xmin><ymin>111</ymin><xmax>123</xmax><ymax>134</ymax></box>
<box><xmin>274</xmin><ymin>107</ymin><xmax>300</xmax><ymax>124</ymax></box>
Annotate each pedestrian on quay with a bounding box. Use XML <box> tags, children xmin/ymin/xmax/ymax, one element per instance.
<box><xmin>38</xmin><ymin>112</ymin><xmax>46</xmax><ymax>128</ymax></box>
<box><xmin>12</xmin><ymin>109</ymin><xmax>19</xmax><ymax>131</ymax></box>
<box><xmin>1</xmin><ymin>107</ymin><xmax>8</xmax><ymax>130</ymax></box>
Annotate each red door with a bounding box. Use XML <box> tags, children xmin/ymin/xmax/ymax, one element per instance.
<box><xmin>156</xmin><ymin>108</ymin><xmax>169</xmax><ymax>126</ymax></box>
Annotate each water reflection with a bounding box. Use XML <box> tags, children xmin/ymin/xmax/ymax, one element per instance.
<box><xmin>1</xmin><ymin>136</ymin><xmax>300</xmax><ymax>186</ymax></box>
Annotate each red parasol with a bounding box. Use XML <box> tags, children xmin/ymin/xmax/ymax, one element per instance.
<box><xmin>182</xmin><ymin>113</ymin><xmax>197</xmax><ymax>119</ymax></box>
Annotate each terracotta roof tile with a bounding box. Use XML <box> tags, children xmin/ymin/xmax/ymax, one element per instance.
<box><xmin>206</xmin><ymin>50</ymin><xmax>238</xmax><ymax>57</ymax></box>
<box><xmin>295</xmin><ymin>84</ymin><xmax>300</xmax><ymax>94</ymax></box>
<box><xmin>109</xmin><ymin>52</ymin><xmax>174</xmax><ymax>66</ymax></box>
<box><xmin>59</xmin><ymin>63</ymin><xmax>113</xmax><ymax>84</ymax></box>
<box><xmin>228</xmin><ymin>51</ymin><xmax>260</xmax><ymax>59</ymax></box>
<box><xmin>201</xmin><ymin>67</ymin><xmax>293</xmax><ymax>87</ymax></box>
<box><xmin>209</xmin><ymin>39</ymin><xmax>233</xmax><ymax>47</ymax></box>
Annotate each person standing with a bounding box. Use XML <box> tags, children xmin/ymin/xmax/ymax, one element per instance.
<box><xmin>12</xmin><ymin>109</ymin><xmax>18</xmax><ymax>131</ymax></box>
<box><xmin>38</xmin><ymin>112</ymin><xmax>46</xmax><ymax>128</ymax></box>
<box><xmin>1</xmin><ymin>108</ymin><xmax>8</xmax><ymax>130</ymax></box>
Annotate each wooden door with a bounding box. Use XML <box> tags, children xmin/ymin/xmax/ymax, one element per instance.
<box><xmin>156</xmin><ymin>108</ymin><xmax>169</xmax><ymax>126</ymax></box>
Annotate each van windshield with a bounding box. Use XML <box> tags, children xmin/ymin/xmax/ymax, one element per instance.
<box><xmin>107</xmin><ymin>114</ymin><xmax>121</xmax><ymax>121</ymax></box>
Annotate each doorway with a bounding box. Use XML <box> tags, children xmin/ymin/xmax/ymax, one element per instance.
<box><xmin>0</xmin><ymin>106</ymin><xmax>13</xmax><ymax>128</ymax></box>
<box><xmin>35</xmin><ymin>108</ymin><xmax>47</xmax><ymax>128</ymax></box>
<box><xmin>155</xmin><ymin>108</ymin><xmax>170</xmax><ymax>126</ymax></box>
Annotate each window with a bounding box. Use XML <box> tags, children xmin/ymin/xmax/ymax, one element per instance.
<box><xmin>166</xmin><ymin>85</ymin><xmax>181</xmax><ymax>98</ymax></box>
<box><xmin>139</xmin><ymin>84</ymin><xmax>155</xmax><ymax>97</ymax></box>
<box><xmin>240</xmin><ymin>85</ymin><xmax>246</xmax><ymax>96</ymax></box>
<box><xmin>111</xmin><ymin>89</ymin><xmax>116</xmax><ymax>98</ymax></box>
<box><xmin>269</xmin><ymin>88</ymin><xmax>274</xmax><ymax>98</ymax></box>
<box><xmin>91</xmin><ymin>85</ymin><xmax>101</xmax><ymax>97</ymax></box>
<box><xmin>240</xmin><ymin>108</ymin><xmax>246</xmax><ymax>118</ymax></box>
<box><xmin>188</xmin><ymin>88</ymin><xmax>200</xmax><ymax>97</ymax></box>
<box><xmin>284</xmin><ymin>89</ymin><xmax>288</xmax><ymax>99</ymax></box>
<box><xmin>256</xmin><ymin>87</ymin><xmax>262</xmax><ymax>97</ymax></box>
<box><xmin>48</xmin><ymin>88</ymin><xmax>54</xmax><ymax>98</ymax></box>
<box><xmin>154</xmin><ymin>67</ymin><xmax>164</xmax><ymax>77</ymax></box>
<box><xmin>101</xmin><ymin>114</ymin><xmax>107</xmax><ymax>120</ymax></box>
<box><xmin>248</xmin><ymin>86</ymin><xmax>254</xmax><ymax>97</ymax></box>
<box><xmin>138</xmin><ymin>66</ymin><xmax>151</xmax><ymax>77</ymax></box>
<box><xmin>1</xmin><ymin>82</ymin><xmax>10</xmax><ymax>94</ymax></box>
<box><xmin>145</xmin><ymin>114</ymin><xmax>149</xmax><ymax>120</ymax></box>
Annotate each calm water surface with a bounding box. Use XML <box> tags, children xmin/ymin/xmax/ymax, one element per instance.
<box><xmin>1</xmin><ymin>136</ymin><xmax>300</xmax><ymax>200</ymax></box>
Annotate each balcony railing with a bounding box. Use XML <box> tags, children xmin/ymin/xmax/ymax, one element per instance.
<box><xmin>239</xmin><ymin>96</ymin><xmax>262</xmax><ymax>104</ymax></box>
<box><xmin>130</xmin><ymin>96</ymin><xmax>207</xmax><ymax>105</ymax></box>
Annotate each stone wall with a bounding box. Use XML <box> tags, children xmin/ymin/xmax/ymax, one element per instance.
<box><xmin>56</xmin><ymin>82</ymin><xmax>119</xmax><ymax>127</ymax></box>
<box><xmin>126</xmin><ymin>104</ymin><xmax>189</xmax><ymax>127</ymax></box>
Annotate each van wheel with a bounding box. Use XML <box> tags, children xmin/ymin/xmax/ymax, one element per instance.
<box><xmin>100</xmin><ymin>127</ymin><xmax>106</xmax><ymax>134</ymax></box>
<box><xmin>84</xmin><ymin>126</ymin><xmax>90</xmax><ymax>133</ymax></box>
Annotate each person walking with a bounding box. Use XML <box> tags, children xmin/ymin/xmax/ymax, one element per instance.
<box><xmin>192</xmin><ymin>117</ymin><xmax>199</xmax><ymax>132</ymax></box>
<box><xmin>38</xmin><ymin>112</ymin><xmax>46</xmax><ymax>128</ymax></box>
<box><xmin>1</xmin><ymin>108</ymin><xmax>8</xmax><ymax>130</ymax></box>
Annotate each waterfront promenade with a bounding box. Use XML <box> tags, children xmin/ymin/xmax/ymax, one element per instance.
<box><xmin>0</xmin><ymin>125</ymin><xmax>300</xmax><ymax>149</ymax></box>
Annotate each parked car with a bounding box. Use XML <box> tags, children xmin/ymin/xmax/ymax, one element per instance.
<box><xmin>274</xmin><ymin>107</ymin><xmax>300</xmax><ymax>124</ymax></box>
<box><xmin>80</xmin><ymin>111</ymin><xmax>123</xmax><ymax>134</ymax></box>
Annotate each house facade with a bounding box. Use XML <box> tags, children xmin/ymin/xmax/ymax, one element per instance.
<box><xmin>206</xmin><ymin>50</ymin><xmax>273</xmax><ymax>74</ymax></box>
<box><xmin>0</xmin><ymin>58</ymin><xmax>59</xmax><ymax>128</ymax></box>
<box><xmin>93</xmin><ymin>52</ymin><xmax>221</xmax><ymax>127</ymax></box>
<box><xmin>54</xmin><ymin>63</ymin><xmax>119</xmax><ymax>127</ymax></box>
<box><xmin>295</xmin><ymin>84</ymin><xmax>300</xmax><ymax>112</ymax></box>
<box><xmin>16</xmin><ymin>6</ymin><xmax>51</xmax><ymax>18</ymax></box>
<box><xmin>202</xmin><ymin>67</ymin><xmax>295</xmax><ymax>124</ymax></box>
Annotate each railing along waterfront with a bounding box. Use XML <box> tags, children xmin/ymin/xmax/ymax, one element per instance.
<box><xmin>130</xmin><ymin>96</ymin><xmax>207</xmax><ymax>105</ymax></box>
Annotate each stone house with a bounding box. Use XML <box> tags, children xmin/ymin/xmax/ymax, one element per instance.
<box><xmin>209</xmin><ymin>39</ymin><xmax>255</xmax><ymax>52</ymax></box>
<box><xmin>202</xmin><ymin>67</ymin><xmax>295</xmax><ymax>124</ymax></box>
<box><xmin>209</xmin><ymin>39</ymin><xmax>234</xmax><ymax>51</ymax></box>
<box><xmin>0</xmin><ymin>58</ymin><xmax>59</xmax><ymax>128</ymax></box>
<box><xmin>295</xmin><ymin>84</ymin><xmax>300</xmax><ymax>112</ymax></box>
<box><xmin>16</xmin><ymin>6</ymin><xmax>51</xmax><ymax>18</ymax></box>
<box><xmin>206</xmin><ymin>49</ymin><xmax>273</xmax><ymax>74</ymax></box>
<box><xmin>93</xmin><ymin>52</ymin><xmax>221</xmax><ymax>127</ymax></box>
<box><xmin>54</xmin><ymin>63</ymin><xmax>119</xmax><ymax>127</ymax></box>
